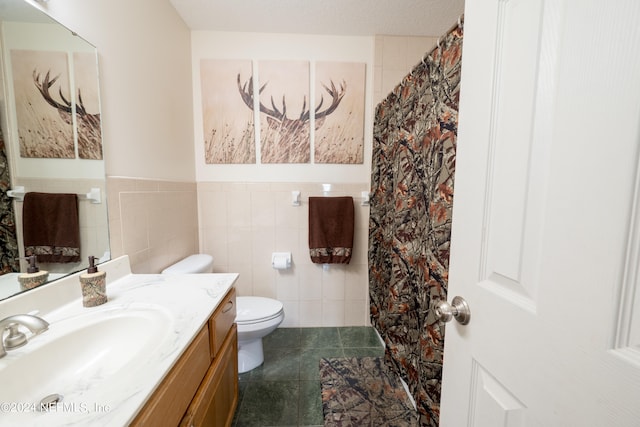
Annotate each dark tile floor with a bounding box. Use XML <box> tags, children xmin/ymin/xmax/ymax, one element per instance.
<box><xmin>232</xmin><ymin>327</ymin><xmax>385</xmax><ymax>427</ymax></box>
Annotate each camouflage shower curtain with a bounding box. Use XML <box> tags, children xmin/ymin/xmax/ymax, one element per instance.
<box><xmin>0</xmin><ymin>127</ymin><xmax>20</xmax><ymax>274</ymax></box>
<box><xmin>368</xmin><ymin>23</ymin><xmax>463</xmax><ymax>426</ymax></box>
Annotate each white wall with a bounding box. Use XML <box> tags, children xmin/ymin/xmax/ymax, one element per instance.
<box><xmin>25</xmin><ymin>0</ymin><xmax>195</xmax><ymax>182</ymax></box>
<box><xmin>191</xmin><ymin>31</ymin><xmax>374</xmax><ymax>183</ymax></box>
<box><xmin>374</xmin><ymin>35</ymin><xmax>438</xmax><ymax>104</ymax></box>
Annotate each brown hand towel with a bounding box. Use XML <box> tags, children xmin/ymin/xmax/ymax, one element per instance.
<box><xmin>22</xmin><ymin>192</ymin><xmax>81</xmax><ymax>263</ymax></box>
<box><xmin>308</xmin><ymin>196</ymin><xmax>354</xmax><ymax>264</ymax></box>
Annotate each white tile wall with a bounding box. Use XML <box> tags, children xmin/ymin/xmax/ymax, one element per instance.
<box><xmin>198</xmin><ymin>181</ymin><xmax>370</xmax><ymax>327</ymax></box>
<box><xmin>107</xmin><ymin>177</ymin><xmax>199</xmax><ymax>274</ymax></box>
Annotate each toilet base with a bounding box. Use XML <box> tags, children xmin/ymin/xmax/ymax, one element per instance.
<box><xmin>237</xmin><ymin>338</ymin><xmax>264</xmax><ymax>373</ymax></box>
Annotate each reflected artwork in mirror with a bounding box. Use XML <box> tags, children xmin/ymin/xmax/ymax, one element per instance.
<box><xmin>0</xmin><ymin>0</ymin><xmax>109</xmax><ymax>301</ymax></box>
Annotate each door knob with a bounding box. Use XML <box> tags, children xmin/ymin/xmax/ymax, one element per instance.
<box><xmin>434</xmin><ymin>296</ymin><xmax>470</xmax><ymax>325</ymax></box>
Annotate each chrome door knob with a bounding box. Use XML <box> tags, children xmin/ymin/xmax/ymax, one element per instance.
<box><xmin>434</xmin><ymin>296</ymin><xmax>470</xmax><ymax>325</ymax></box>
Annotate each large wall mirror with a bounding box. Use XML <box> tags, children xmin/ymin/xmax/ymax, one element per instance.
<box><xmin>0</xmin><ymin>0</ymin><xmax>109</xmax><ymax>300</ymax></box>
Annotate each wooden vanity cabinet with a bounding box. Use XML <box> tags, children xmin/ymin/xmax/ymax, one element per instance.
<box><xmin>180</xmin><ymin>324</ymin><xmax>238</xmax><ymax>426</ymax></box>
<box><xmin>131</xmin><ymin>288</ymin><xmax>238</xmax><ymax>427</ymax></box>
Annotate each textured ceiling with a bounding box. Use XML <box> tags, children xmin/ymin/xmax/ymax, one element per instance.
<box><xmin>169</xmin><ymin>0</ymin><xmax>465</xmax><ymax>37</ymax></box>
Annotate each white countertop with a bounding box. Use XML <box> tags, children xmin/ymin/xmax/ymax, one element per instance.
<box><xmin>0</xmin><ymin>256</ymin><xmax>237</xmax><ymax>426</ymax></box>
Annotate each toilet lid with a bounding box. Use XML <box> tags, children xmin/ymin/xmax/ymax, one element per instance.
<box><xmin>236</xmin><ymin>297</ymin><xmax>284</xmax><ymax>324</ymax></box>
<box><xmin>161</xmin><ymin>254</ymin><xmax>213</xmax><ymax>274</ymax></box>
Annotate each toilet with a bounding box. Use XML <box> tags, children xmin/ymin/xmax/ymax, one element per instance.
<box><xmin>161</xmin><ymin>254</ymin><xmax>284</xmax><ymax>374</ymax></box>
<box><xmin>161</xmin><ymin>254</ymin><xmax>214</xmax><ymax>274</ymax></box>
<box><xmin>235</xmin><ymin>296</ymin><xmax>284</xmax><ymax>373</ymax></box>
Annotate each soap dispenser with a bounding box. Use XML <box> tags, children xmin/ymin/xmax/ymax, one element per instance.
<box><xmin>18</xmin><ymin>255</ymin><xmax>49</xmax><ymax>290</ymax></box>
<box><xmin>79</xmin><ymin>255</ymin><xmax>107</xmax><ymax>307</ymax></box>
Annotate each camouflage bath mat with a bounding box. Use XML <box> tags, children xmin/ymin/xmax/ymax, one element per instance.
<box><xmin>319</xmin><ymin>357</ymin><xmax>419</xmax><ymax>426</ymax></box>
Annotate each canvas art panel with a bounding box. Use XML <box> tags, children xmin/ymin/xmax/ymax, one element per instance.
<box><xmin>314</xmin><ymin>62</ymin><xmax>365</xmax><ymax>164</ymax></box>
<box><xmin>73</xmin><ymin>52</ymin><xmax>103</xmax><ymax>160</ymax></box>
<box><xmin>201</xmin><ymin>59</ymin><xmax>255</xmax><ymax>164</ymax></box>
<box><xmin>257</xmin><ymin>60</ymin><xmax>310</xmax><ymax>164</ymax></box>
<box><xmin>11</xmin><ymin>50</ymin><xmax>74</xmax><ymax>159</ymax></box>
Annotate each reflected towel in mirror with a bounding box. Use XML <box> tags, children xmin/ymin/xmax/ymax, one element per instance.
<box><xmin>22</xmin><ymin>192</ymin><xmax>81</xmax><ymax>263</ymax></box>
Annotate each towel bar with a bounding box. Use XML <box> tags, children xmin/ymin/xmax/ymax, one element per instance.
<box><xmin>7</xmin><ymin>186</ymin><xmax>102</xmax><ymax>204</ymax></box>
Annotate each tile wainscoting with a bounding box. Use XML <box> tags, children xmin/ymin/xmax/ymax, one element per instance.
<box><xmin>106</xmin><ymin>179</ymin><xmax>370</xmax><ymax>327</ymax></box>
<box><xmin>198</xmin><ymin>182</ymin><xmax>370</xmax><ymax>327</ymax></box>
<box><xmin>107</xmin><ymin>177</ymin><xmax>199</xmax><ymax>274</ymax></box>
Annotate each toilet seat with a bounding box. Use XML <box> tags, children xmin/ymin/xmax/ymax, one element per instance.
<box><xmin>236</xmin><ymin>297</ymin><xmax>284</xmax><ymax>325</ymax></box>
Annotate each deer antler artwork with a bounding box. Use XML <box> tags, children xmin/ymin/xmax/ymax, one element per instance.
<box><xmin>33</xmin><ymin>70</ymin><xmax>102</xmax><ymax>160</ymax></box>
<box><xmin>237</xmin><ymin>73</ymin><xmax>346</xmax><ymax>163</ymax></box>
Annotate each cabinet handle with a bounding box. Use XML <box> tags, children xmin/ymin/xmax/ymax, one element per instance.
<box><xmin>222</xmin><ymin>300</ymin><xmax>234</xmax><ymax>313</ymax></box>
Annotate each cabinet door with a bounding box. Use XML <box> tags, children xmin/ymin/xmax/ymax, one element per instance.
<box><xmin>182</xmin><ymin>324</ymin><xmax>238</xmax><ymax>427</ymax></box>
<box><xmin>131</xmin><ymin>326</ymin><xmax>211</xmax><ymax>426</ymax></box>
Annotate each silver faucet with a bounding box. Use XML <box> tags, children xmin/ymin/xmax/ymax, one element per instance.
<box><xmin>0</xmin><ymin>314</ymin><xmax>49</xmax><ymax>358</ymax></box>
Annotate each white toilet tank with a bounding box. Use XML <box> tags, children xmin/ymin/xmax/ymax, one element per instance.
<box><xmin>161</xmin><ymin>254</ymin><xmax>214</xmax><ymax>274</ymax></box>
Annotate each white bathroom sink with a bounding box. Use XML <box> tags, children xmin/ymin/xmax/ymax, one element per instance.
<box><xmin>0</xmin><ymin>304</ymin><xmax>174</xmax><ymax>407</ymax></box>
<box><xmin>0</xmin><ymin>257</ymin><xmax>237</xmax><ymax>426</ymax></box>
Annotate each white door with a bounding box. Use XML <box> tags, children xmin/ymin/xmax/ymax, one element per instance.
<box><xmin>440</xmin><ymin>0</ymin><xmax>640</xmax><ymax>425</ymax></box>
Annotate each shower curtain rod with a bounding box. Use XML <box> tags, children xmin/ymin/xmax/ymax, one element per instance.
<box><xmin>412</xmin><ymin>14</ymin><xmax>464</xmax><ymax>78</ymax></box>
